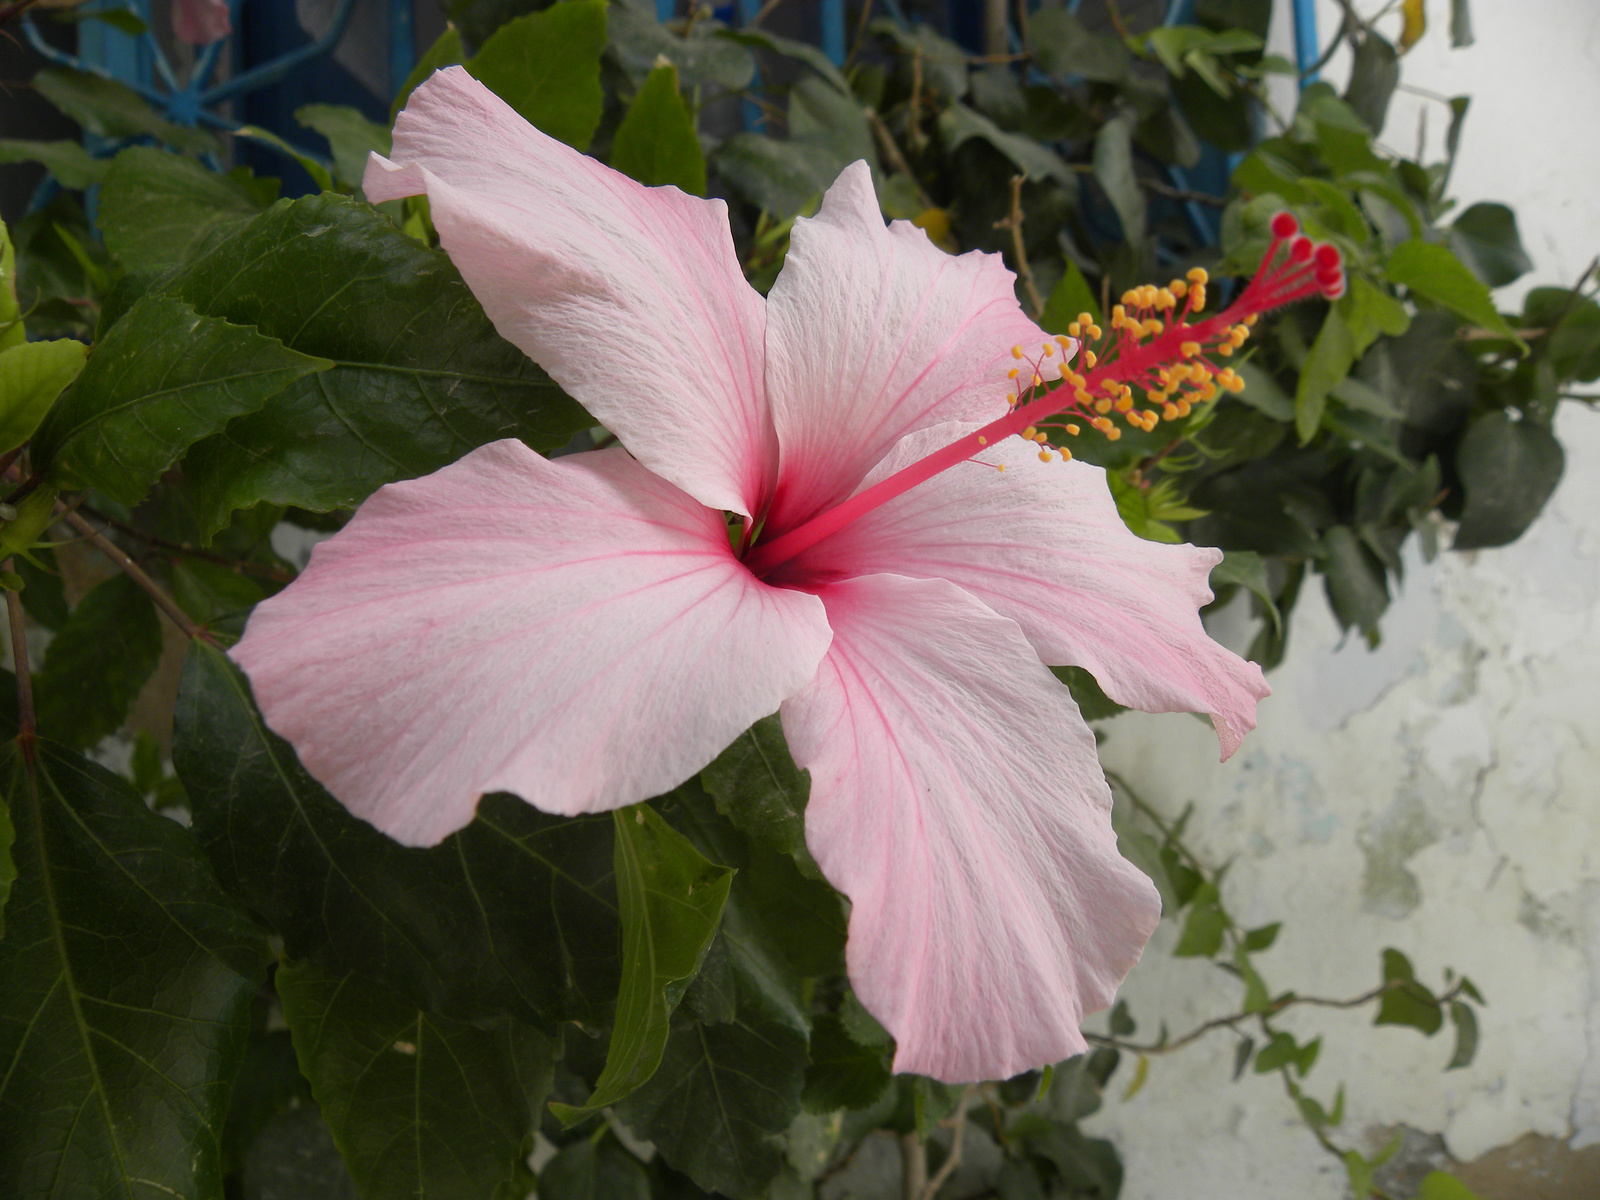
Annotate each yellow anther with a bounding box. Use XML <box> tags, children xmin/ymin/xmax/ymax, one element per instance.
<box><xmin>1190</xmin><ymin>284</ymin><xmax>1207</xmax><ymax>311</ymax></box>
<box><xmin>1091</xmin><ymin>416</ymin><xmax>1112</xmax><ymax>432</ymax></box>
<box><xmin>1073</xmin><ymin>387</ymin><xmax>1092</xmax><ymax>405</ymax></box>
<box><xmin>1175</xmin><ymin>398</ymin><xmax>1192</xmax><ymax>417</ymax></box>
<box><xmin>1230</xmin><ymin>325</ymin><xmax>1249</xmax><ymax>346</ymax></box>
<box><xmin>1198</xmin><ymin>380</ymin><xmax>1218</xmax><ymax>402</ymax></box>
<box><xmin>1087</xmin><ymin>324</ymin><xmax>1103</xmax><ymax>341</ymax></box>
<box><xmin>1094</xmin><ymin>398</ymin><xmax>1113</xmax><ymax>415</ymax></box>
<box><xmin>1011</xmin><ymin>345</ymin><xmax>1024</xmax><ymax>359</ymax></box>
<box><xmin>1038</xmin><ymin>449</ymin><xmax>1052</xmax><ymax>463</ymax></box>
<box><xmin>1217</xmin><ymin>342</ymin><xmax>1234</xmax><ymax>356</ymax></box>
<box><xmin>1140</xmin><ymin>285</ymin><xmax>1159</xmax><ymax>307</ymax></box>
<box><xmin>1121</xmin><ymin>289</ymin><xmax>1138</xmax><ymax>308</ymax></box>
<box><xmin>977</xmin><ymin>435</ymin><xmax>988</xmax><ymax>445</ymax></box>
<box><xmin>1043</xmin><ymin>342</ymin><xmax>1055</xmax><ymax>357</ymax></box>
<box><xmin>1008</xmin><ymin>368</ymin><xmax>1020</xmax><ymax>379</ymax></box>
<box><xmin>1244</xmin><ymin>312</ymin><xmax>1259</xmax><ymax>326</ymax></box>
<box><xmin>1180</xmin><ymin>341</ymin><xmax>1201</xmax><ymax>359</ymax></box>
<box><xmin>1163</xmin><ymin>402</ymin><xmax>1179</xmax><ymax>421</ymax></box>
<box><xmin>1111</xmin><ymin>304</ymin><xmax>1127</xmax><ymax>328</ymax></box>
<box><xmin>1034</xmin><ymin>431</ymin><xmax>1050</xmax><ymax>444</ymax></box>
<box><xmin>1059</xmin><ymin>446</ymin><xmax>1072</xmax><ymax>461</ymax></box>
<box><xmin>1032</xmin><ymin>373</ymin><xmax>1042</xmax><ymax>386</ymax></box>
<box><xmin>1055</xmin><ymin>334</ymin><xmax>1074</xmax><ymax>349</ymax></box>
<box><xmin>1106</xmin><ymin>426</ymin><xmax>1122</xmax><ymax>441</ymax></box>
<box><xmin>1084</xmin><ymin>350</ymin><xmax>1098</xmax><ymax>369</ymax></box>
<box><xmin>1186</xmin><ymin>267</ymin><xmax>1209</xmax><ymax>285</ymax></box>
<box><xmin>1171</xmin><ymin>279</ymin><xmax>1188</xmax><ymax>299</ymax></box>
<box><xmin>1119</xmin><ymin>385</ymin><xmax>1134</xmax><ymax>403</ymax></box>
<box><xmin>997</xmin><ymin>464</ymin><xmax>1006</xmax><ymax>473</ymax></box>
<box><xmin>1023</xmin><ymin>426</ymin><xmax>1038</xmax><ymax>440</ymax></box>
<box><xmin>1122</xmin><ymin>409</ymin><xmax>1141</xmax><ymax>425</ymax></box>
<box><xmin>1067</xmin><ymin>321</ymin><xmax>1081</xmax><ymax>337</ymax></box>
<box><xmin>1142</xmin><ymin>318</ymin><xmax>1164</xmax><ymax>338</ymax></box>
<box><xmin>1065</xmin><ymin>423</ymin><xmax>1080</xmax><ymax>435</ymax></box>
<box><xmin>1156</xmin><ymin>288</ymin><xmax>1176</xmax><ymax>309</ymax></box>
<box><xmin>1064</xmin><ymin>370</ymin><xmax>1086</xmax><ymax>389</ymax></box>
<box><xmin>1114</xmin><ymin>395</ymin><xmax>1134</xmax><ymax>414</ymax></box>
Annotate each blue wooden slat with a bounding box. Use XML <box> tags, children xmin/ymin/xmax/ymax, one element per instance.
<box><xmin>1292</xmin><ymin>0</ymin><xmax>1320</xmax><ymax>82</ymax></box>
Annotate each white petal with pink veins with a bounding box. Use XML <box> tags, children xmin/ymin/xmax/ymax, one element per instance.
<box><xmin>764</xmin><ymin>161</ymin><xmax>1065</xmax><ymax>530</ymax></box>
<box><xmin>232</xmin><ymin>441</ymin><xmax>831</xmax><ymax>846</ymax></box>
<box><xmin>792</xmin><ymin>422</ymin><xmax>1270</xmax><ymax>757</ymax></box>
<box><xmin>364</xmin><ymin>68</ymin><xmax>774</xmax><ymax>518</ymax></box>
<box><xmin>781</xmin><ymin>573</ymin><xmax>1160</xmax><ymax>1082</ymax></box>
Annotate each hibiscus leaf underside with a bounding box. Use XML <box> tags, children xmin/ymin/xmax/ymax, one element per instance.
<box><xmin>158</xmin><ymin>194</ymin><xmax>589</xmax><ymax>537</ymax></box>
<box><xmin>550</xmin><ymin>804</ymin><xmax>732</xmax><ymax>1124</ymax></box>
<box><xmin>171</xmin><ymin>641</ymin><xmax>621</xmax><ymax>1030</ymax></box>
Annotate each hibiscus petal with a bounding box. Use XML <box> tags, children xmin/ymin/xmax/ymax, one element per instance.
<box><xmin>781</xmin><ymin>574</ymin><xmax>1160</xmax><ymax>1082</ymax></box>
<box><xmin>232</xmin><ymin>441</ymin><xmax>831</xmax><ymax>846</ymax></box>
<box><xmin>792</xmin><ymin>424</ymin><xmax>1269</xmax><ymax>757</ymax></box>
<box><xmin>763</xmin><ymin>161</ymin><xmax>1063</xmax><ymax>529</ymax></box>
<box><xmin>364</xmin><ymin>67</ymin><xmax>773</xmax><ymax>518</ymax></box>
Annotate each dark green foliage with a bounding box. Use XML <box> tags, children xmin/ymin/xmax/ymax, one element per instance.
<box><xmin>0</xmin><ymin>741</ymin><xmax>270</xmax><ymax>1199</ymax></box>
<box><xmin>34</xmin><ymin>574</ymin><xmax>163</xmax><ymax>749</ymax></box>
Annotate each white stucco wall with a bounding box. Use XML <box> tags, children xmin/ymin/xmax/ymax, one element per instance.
<box><xmin>1085</xmin><ymin>2</ymin><xmax>1600</xmax><ymax>1195</ymax></box>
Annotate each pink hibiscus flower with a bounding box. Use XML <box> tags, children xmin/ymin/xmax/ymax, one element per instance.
<box><xmin>232</xmin><ymin>67</ymin><xmax>1334</xmax><ymax>1083</ymax></box>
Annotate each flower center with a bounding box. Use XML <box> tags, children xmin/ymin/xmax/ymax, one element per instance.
<box><xmin>743</xmin><ymin>212</ymin><xmax>1344</xmax><ymax>577</ymax></box>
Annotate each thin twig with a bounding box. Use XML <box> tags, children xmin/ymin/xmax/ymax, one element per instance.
<box><xmin>77</xmin><ymin>505</ymin><xmax>294</xmax><ymax>583</ymax></box>
<box><xmin>1084</xmin><ymin>978</ymin><xmax>1476</xmax><ymax>1057</ymax></box>
<box><xmin>918</xmin><ymin>1084</ymin><xmax>978</xmax><ymax>1200</ymax></box>
<box><xmin>995</xmin><ymin>175</ymin><xmax>1045</xmax><ymax>319</ymax></box>
<box><xmin>844</xmin><ymin>0</ymin><xmax>875</xmax><ymax>72</ymax></box>
<box><xmin>5</xmin><ymin>559</ymin><xmax>36</xmax><ymax>762</ymax></box>
<box><xmin>907</xmin><ymin>45</ymin><xmax>926</xmax><ymax>152</ymax></box>
<box><xmin>59</xmin><ymin>509</ymin><xmax>211</xmax><ymax>642</ymax></box>
<box><xmin>748</xmin><ymin>0</ymin><xmax>787</xmax><ymax>28</ymax></box>
<box><xmin>865</xmin><ymin>109</ymin><xmax>935</xmax><ymax>209</ymax></box>
<box><xmin>900</xmin><ymin>1132</ymin><xmax>928</xmax><ymax>1200</ymax></box>
<box><xmin>1063</xmin><ymin>162</ymin><xmax>1228</xmax><ymax>207</ymax></box>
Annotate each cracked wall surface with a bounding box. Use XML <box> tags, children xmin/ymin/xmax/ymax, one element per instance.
<box><xmin>1079</xmin><ymin>3</ymin><xmax>1600</xmax><ymax>1196</ymax></box>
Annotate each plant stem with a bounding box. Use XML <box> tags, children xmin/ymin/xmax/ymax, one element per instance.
<box><xmin>59</xmin><ymin>509</ymin><xmax>210</xmax><ymax>642</ymax></box>
<box><xmin>5</xmin><ymin>559</ymin><xmax>36</xmax><ymax>763</ymax></box>
<box><xmin>900</xmin><ymin>1132</ymin><xmax>927</xmax><ymax>1200</ymax></box>
<box><xmin>76</xmin><ymin>505</ymin><xmax>294</xmax><ymax>583</ymax></box>
<box><xmin>995</xmin><ymin>174</ymin><xmax>1045</xmax><ymax>319</ymax></box>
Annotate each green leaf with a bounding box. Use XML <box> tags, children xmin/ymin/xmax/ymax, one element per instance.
<box><xmin>1253</xmin><ymin>1030</ymin><xmax>1317</xmax><ymax>1075</ymax></box>
<box><xmin>1387</xmin><ymin>239</ymin><xmax>1524</xmax><ymax>346</ymax></box>
<box><xmin>538</xmin><ymin>1135</ymin><xmax>652</xmax><ymax>1200</ymax></box>
<box><xmin>1345</xmin><ymin>32</ymin><xmax>1399</xmax><ymax>133</ymax></box>
<box><xmin>1446</xmin><ymin>999</ymin><xmax>1478</xmax><ymax>1069</ymax></box>
<box><xmin>0</xmin><ymin>741</ymin><xmax>269</xmax><ymax>1199</ymax></box>
<box><xmin>393</xmin><ymin>26</ymin><xmax>465</xmax><ymax>119</ymax></box>
<box><xmin>552</xmin><ymin>804</ymin><xmax>733</xmax><ymax>1123</ymax></box>
<box><xmin>1344</xmin><ymin>1149</ymin><xmax>1375</xmax><ymax>1199</ymax></box>
<box><xmin>0</xmin><ymin>338</ymin><xmax>86</xmax><ymax>455</ymax></box>
<box><xmin>1209</xmin><ymin>550</ymin><xmax>1280</xmax><ymax>634</ymax></box>
<box><xmin>1231</xmin><ymin>1036</ymin><xmax>1254</xmax><ymax>1080</ymax></box>
<box><xmin>1453</xmin><ymin>411</ymin><xmax>1564</xmax><ymax>550</ymax></box>
<box><xmin>0</xmin><ymin>139</ymin><xmax>110</xmax><ymax>191</ymax></box>
<box><xmin>1320</xmin><ymin>525</ymin><xmax>1389</xmax><ymax>644</ymax></box>
<box><xmin>1242</xmin><ymin>921</ymin><xmax>1282</xmax><ymax>952</ymax></box>
<box><xmin>1295</xmin><ymin>308</ymin><xmax>1356</xmax><ymax>444</ymax></box>
<box><xmin>1342</xmin><ymin>275</ymin><xmax>1412</xmax><ymax>359</ymax></box>
<box><xmin>610</xmin><ymin>64</ymin><xmax>706</xmax><ymax>196</ymax></box>
<box><xmin>34</xmin><ymin>574</ymin><xmax>163</xmax><ymax>750</ymax></box>
<box><xmin>1374</xmin><ymin>947</ymin><xmax>1444</xmax><ymax>1034</ymax></box>
<box><xmin>616</xmin><ymin>1012</ymin><xmax>807</xmax><ymax>1198</ymax></box>
<box><xmin>940</xmin><ymin>103</ymin><xmax>1074</xmax><ymax>187</ymax></box>
<box><xmin>171</xmin><ymin>642</ymin><xmax>623</xmax><ymax>1028</ymax></box>
<box><xmin>466</xmin><ymin>0</ymin><xmax>607</xmax><ymax>151</ymax></box>
<box><xmin>159</xmin><ymin>194</ymin><xmax>587</xmax><ymax>535</ymax></box>
<box><xmin>1041</xmin><ymin>258</ymin><xmax>1101</xmax><ymax>333</ymax></box>
<box><xmin>233</xmin><ymin>124</ymin><xmax>335</xmax><ymax>194</ymax></box>
<box><xmin>712</xmin><ymin>133</ymin><xmax>834</xmax><ymax>220</ymax></box>
<box><xmin>33</xmin><ymin>67</ymin><xmax>215</xmax><ymax>155</ymax></box>
<box><xmin>278</xmin><ymin>959</ymin><xmax>556</xmax><ymax>1200</ymax></box>
<box><xmin>33</xmin><ymin>294</ymin><xmax>331</xmax><ymax>506</ymax></box>
<box><xmin>97</xmin><ymin>146</ymin><xmax>271</xmax><ymax>271</ymax></box>
<box><xmin>699</xmin><ymin>713</ymin><xmax>813</xmax><ymax>873</ymax></box>
<box><xmin>716</xmin><ymin>28</ymin><xmax>851</xmax><ymax>95</ymax></box>
<box><xmin>1172</xmin><ymin>881</ymin><xmax>1227</xmax><ymax>957</ymax></box>
<box><xmin>0</xmin><ymin>218</ymin><xmax>20</xmax><ymax>351</ymax></box>
<box><xmin>1051</xmin><ymin>664</ymin><xmax>1127</xmax><ymax>721</ymax></box>
<box><xmin>1448</xmin><ymin>202</ymin><xmax>1532</xmax><ymax>289</ymax></box>
<box><xmin>1421</xmin><ymin>1170</ymin><xmax>1485</xmax><ymax>1200</ymax></box>
<box><xmin>803</xmin><ymin>1014</ymin><xmax>891</xmax><ymax>1112</ymax></box>
<box><xmin>1093</xmin><ymin>111</ymin><xmax>1146</xmax><ymax>249</ymax></box>
<box><xmin>295</xmin><ymin>104</ymin><xmax>393</xmax><ymax>190</ymax></box>
<box><xmin>609</xmin><ymin>2</ymin><xmax>755</xmax><ymax>91</ymax></box>
<box><xmin>1028</xmin><ymin>5</ymin><xmax>1129</xmax><ymax>82</ymax></box>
